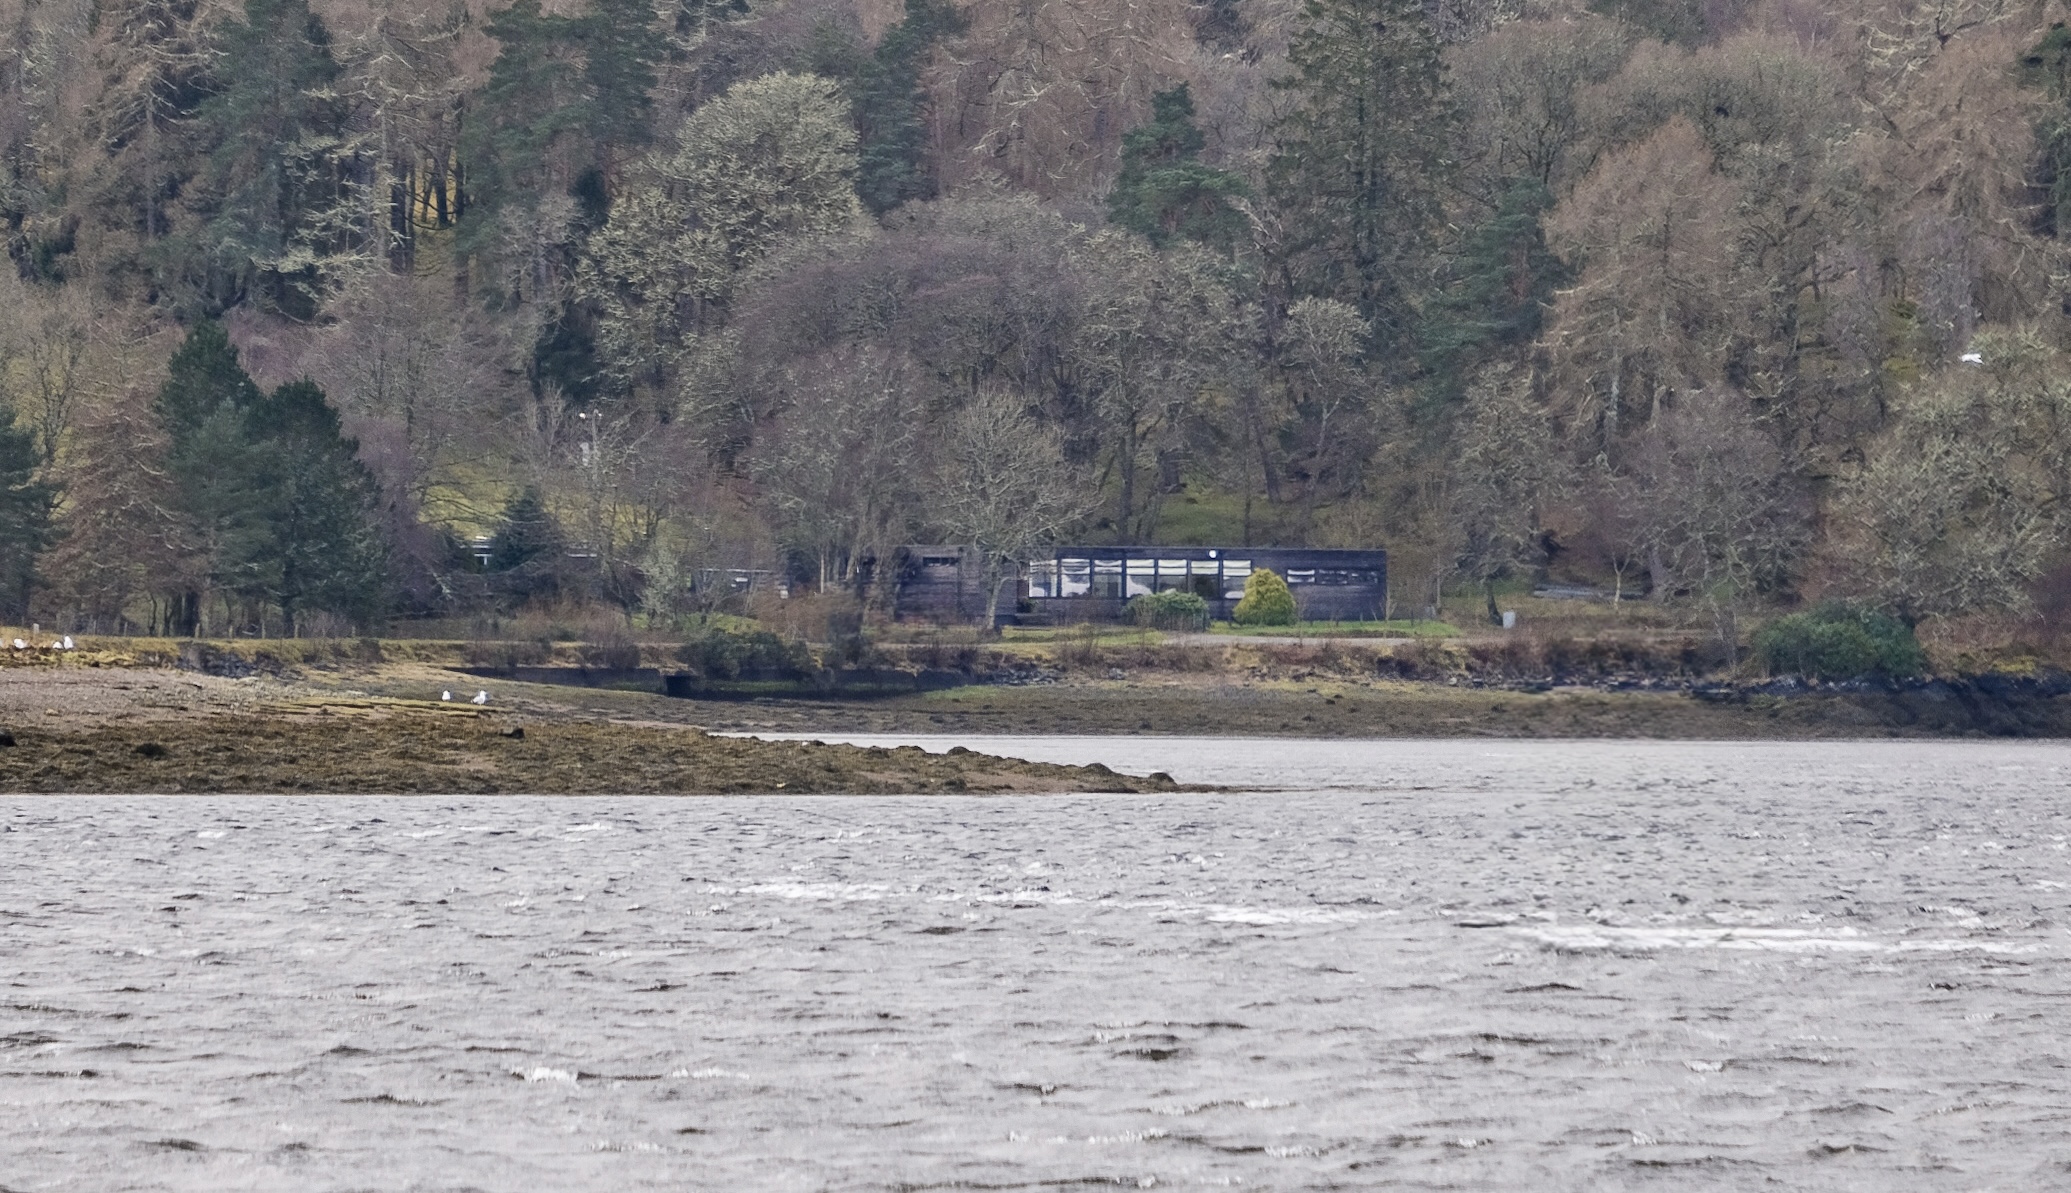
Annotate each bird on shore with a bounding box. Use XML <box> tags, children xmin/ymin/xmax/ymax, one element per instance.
<box><xmin>441</xmin><ymin>690</ymin><xmax>452</xmax><ymax>701</ymax></box>
<box><xmin>9</xmin><ymin>639</ymin><xmax>22</xmax><ymax>650</ymax></box>
<box><xmin>472</xmin><ymin>691</ymin><xmax>490</xmax><ymax>705</ymax></box>
<box><xmin>60</xmin><ymin>636</ymin><xmax>72</xmax><ymax>650</ymax></box>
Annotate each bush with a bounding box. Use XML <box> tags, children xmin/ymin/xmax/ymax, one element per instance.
<box><xmin>1753</xmin><ymin>604</ymin><xmax>1926</xmax><ymax>680</ymax></box>
<box><xmin>1128</xmin><ymin>589</ymin><xmax>1210</xmax><ymax>630</ymax></box>
<box><xmin>677</xmin><ymin>628</ymin><xmax>815</xmax><ymax>679</ymax></box>
<box><xmin>1232</xmin><ymin>568</ymin><xmax>1297</xmax><ymax>626</ymax></box>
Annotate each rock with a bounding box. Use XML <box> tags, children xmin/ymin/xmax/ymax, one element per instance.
<box><xmin>500</xmin><ymin>726</ymin><xmax>525</xmax><ymax>740</ymax></box>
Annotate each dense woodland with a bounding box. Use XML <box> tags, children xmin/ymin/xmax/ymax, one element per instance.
<box><xmin>2</xmin><ymin>0</ymin><xmax>2071</xmax><ymax>642</ymax></box>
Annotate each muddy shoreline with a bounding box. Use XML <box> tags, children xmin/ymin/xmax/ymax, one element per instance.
<box><xmin>1</xmin><ymin>638</ymin><xmax>2064</xmax><ymax>797</ymax></box>
<box><xmin>0</xmin><ymin>666</ymin><xmax>1181</xmax><ymax>794</ymax></box>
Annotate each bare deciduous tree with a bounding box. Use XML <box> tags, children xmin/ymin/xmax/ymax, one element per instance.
<box><xmin>1446</xmin><ymin>363</ymin><xmax>1567</xmax><ymax>623</ymax></box>
<box><xmin>1625</xmin><ymin>394</ymin><xmax>1808</xmax><ymax>659</ymax></box>
<box><xmin>936</xmin><ymin>384</ymin><xmax>1089</xmax><ymax>628</ymax></box>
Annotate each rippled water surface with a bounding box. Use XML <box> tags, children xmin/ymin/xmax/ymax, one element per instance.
<box><xmin>6</xmin><ymin>739</ymin><xmax>2071</xmax><ymax>1191</ymax></box>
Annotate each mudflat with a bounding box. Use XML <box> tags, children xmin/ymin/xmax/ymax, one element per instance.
<box><xmin>0</xmin><ymin>667</ymin><xmax>1174</xmax><ymax>795</ymax></box>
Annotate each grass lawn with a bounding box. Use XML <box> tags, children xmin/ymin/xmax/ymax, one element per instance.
<box><xmin>1206</xmin><ymin>619</ymin><xmax>1462</xmax><ymax>638</ymax></box>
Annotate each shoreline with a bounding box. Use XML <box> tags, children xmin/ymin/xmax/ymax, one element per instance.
<box><xmin>1</xmin><ymin>640</ymin><xmax>2065</xmax><ymax>794</ymax></box>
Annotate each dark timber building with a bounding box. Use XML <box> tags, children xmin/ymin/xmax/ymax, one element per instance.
<box><xmin>889</xmin><ymin>545</ymin><xmax>1389</xmax><ymax>625</ymax></box>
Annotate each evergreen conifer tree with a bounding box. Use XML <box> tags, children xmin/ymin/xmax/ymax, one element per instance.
<box><xmin>489</xmin><ymin>486</ymin><xmax>563</xmax><ymax>604</ymax></box>
<box><xmin>1106</xmin><ymin>85</ymin><xmax>1248</xmax><ymax>250</ymax></box>
<box><xmin>491</xmin><ymin>486</ymin><xmax>561</xmax><ymax>572</ymax></box>
<box><xmin>2023</xmin><ymin>23</ymin><xmax>2071</xmax><ymax>238</ymax></box>
<box><xmin>155</xmin><ymin>320</ymin><xmax>262</xmax><ymax>441</ymax></box>
<box><xmin>457</xmin><ymin>0</ymin><xmax>585</xmax><ymax>252</ymax></box>
<box><xmin>158</xmin><ymin>322</ymin><xmax>265</xmax><ymax>633</ymax></box>
<box><xmin>157</xmin><ymin>322</ymin><xmax>385</xmax><ymax>634</ymax></box>
<box><xmin>1420</xmin><ymin>180</ymin><xmax>1565</xmax><ymax>410</ymax></box>
<box><xmin>850</xmin><ymin>0</ymin><xmax>963</xmax><ymax>215</ymax></box>
<box><xmin>237</xmin><ymin>379</ymin><xmax>387</xmax><ymax>633</ymax></box>
<box><xmin>580</xmin><ymin>0</ymin><xmax>663</xmax><ymax>161</ymax></box>
<box><xmin>0</xmin><ymin>411</ymin><xmax>56</xmax><ymax>621</ymax></box>
<box><xmin>1268</xmin><ymin>0</ymin><xmax>1455</xmax><ymax>355</ymax></box>
<box><xmin>178</xmin><ymin>0</ymin><xmax>353</xmax><ymax>316</ymax></box>
<box><xmin>459</xmin><ymin>0</ymin><xmax>665</xmax><ymax>244</ymax></box>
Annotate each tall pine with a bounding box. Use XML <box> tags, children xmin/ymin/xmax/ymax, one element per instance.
<box><xmin>1420</xmin><ymin>180</ymin><xmax>1565</xmax><ymax>412</ymax></box>
<box><xmin>459</xmin><ymin>0</ymin><xmax>665</xmax><ymax>244</ymax></box>
<box><xmin>458</xmin><ymin>0</ymin><xmax>580</xmax><ymax>254</ymax></box>
<box><xmin>850</xmin><ymin>0</ymin><xmax>963</xmax><ymax>215</ymax></box>
<box><xmin>157</xmin><ymin>322</ymin><xmax>385</xmax><ymax>634</ymax></box>
<box><xmin>1268</xmin><ymin>0</ymin><xmax>1454</xmax><ymax>356</ymax></box>
<box><xmin>157</xmin><ymin>321</ymin><xmax>265</xmax><ymax>633</ymax></box>
<box><xmin>0</xmin><ymin>410</ymin><xmax>55</xmax><ymax>621</ymax></box>
<box><xmin>155</xmin><ymin>320</ymin><xmax>261</xmax><ymax>439</ymax></box>
<box><xmin>237</xmin><ymin>380</ymin><xmax>386</xmax><ymax>633</ymax></box>
<box><xmin>176</xmin><ymin>0</ymin><xmax>355</xmax><ymax>316</ymax></box>
<box><xmin>1106</xmin><ymin>85</ymin><xmax>1248</xmax><ymax>251</ymax></box>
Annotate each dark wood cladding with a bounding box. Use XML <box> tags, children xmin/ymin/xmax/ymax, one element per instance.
<box><xmin>888</xmin><ymin>545</ymin><xmax>1014</xmax><ymax>623</ymax></box>
<box><xmin>890</xmin><ymin>544</ymin><xmax>1388</xmax><ymax>625</ymax></box>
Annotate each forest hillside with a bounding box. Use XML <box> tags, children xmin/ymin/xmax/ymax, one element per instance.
<box><xmin>2</xmin><ymin>0</ymin><xmax>2069</xmax><ymax>652</ymax></box>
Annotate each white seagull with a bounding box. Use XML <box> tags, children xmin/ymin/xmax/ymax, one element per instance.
<box><xmin>441</xmin><ymin>690</ymin><xmax>452</xmax><ymax>701</ymax></box>
<box><xmin>60</xmin><ymin>636</ymin><xmax>73</xmax><ymax>650</ymax></box>
<box><xmin>1960</xmin><ymin>352</ymin><xmax>1983</xmax><ymax>365</ymax></box>
<box><xmin>472</xmin><ymin>691</ymin><xmax>490</xmax><ymax>705</ymax></box>
<box><xmin>9</xmin><ymin>638</ymin><xmax>22</xmax><ymax>650</ymax></box>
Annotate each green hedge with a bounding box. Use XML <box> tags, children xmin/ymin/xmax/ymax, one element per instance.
<box><xmin>1753</xmin><ymin>604</ymin><xmax>1925</xmax><ymax>680</ymax></box>
<box><xmin>1232</xmin><ymin>568</ymin><xmax>1297</xmax><ymax>626</ymax></box>
<box><xmin>1127</xmin><ymin>589</ymin><xmax>1210</xmax><ymax>630</ymax></box>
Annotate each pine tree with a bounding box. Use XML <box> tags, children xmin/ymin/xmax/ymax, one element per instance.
<box><xmin>0</xmin><ymin>410</ymin><xmax>56</xmax><ymax>621</ymax></box>
<box><xmin>850</xmin><ymin>0</ymin><xmax>963</xmax><ymax>215</ymax></box>
<box><xmin>155</xmin><ymin>320</ymin><xmax>261</xmax><ymax>440</ymax></box>
<box><xmin>156</xmin><ymin>321</ymin><xmax>385</xmax><ymax>634</ymax></box>
<box><xmin>1106</xmin><ymin>85</ymin><xmax>1248</xmax><ymax>250</ymax></box>
<box><xmin>457</xmin><ymin>0</ymin><xmax>585</xmax><ymax>252</ymax></box>
<box><xmin>157</xmin><ymin>323</ymin><xmax>266</xmax><ymax>634</ymax></box>
<box><xmin>176</xmin><ymin>0</ymin><xmax>357</xmax><ymax>316</ymax></box>
<box><xmin>489</xmin><ymin>485</ymin><xmax>564</xmax><ymax>605</ymax></box>
<box><xmin>459</xmin><ymin>0</ymin><xmax>664</xmax><ymax>243</ymax></box>
<box><xmin>2023</xmin><ymin>23</ymin><xmax>2071</xmax><ymax>238</ymax></box>
<box><xmin>1268</xmin><ymin>0</ymin><xmax>1454</xmax><ymax>355</ymax></box>
<box><xmin>579</xmin><ymin>0</ymin><xmax>663</xmax><ymax>163</ymax></box>
<box><xmin>1421</xmin><ymin>180</ymin><xmax>1566</xmax><ymax>411</ymax></box>
<box><xmin>490</xmin><ymin>486</ymin><xmax>562</xmax><ymax>572</ymax></box>
<box><xmin>237</xmin><ymin>379</ymin><xmax>386</xmax><ymax>633</ymax></box>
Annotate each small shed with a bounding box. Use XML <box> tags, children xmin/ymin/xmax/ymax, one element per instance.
<box><xmin>887</xmin><ymin>545</ymin><xmax>1016</xmax><ymax>624</ymax></box>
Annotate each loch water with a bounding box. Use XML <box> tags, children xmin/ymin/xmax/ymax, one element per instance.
<box><xmin>5</xmin><ymin>739</ymin><xmax>2071</xmax><ymax>1190</ymax></box>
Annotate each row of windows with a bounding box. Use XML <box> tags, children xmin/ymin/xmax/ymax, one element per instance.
<box><xmin>1027</xmin><ymin>559</ymin><xmax>1379</xmax><ymax>600</ymax></box>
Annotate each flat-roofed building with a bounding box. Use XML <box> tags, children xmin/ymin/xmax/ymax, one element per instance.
<box><xmin>889</xmin><ymin>544</ymin><xmax>1388</xmax><ymax>625</ymax></box>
